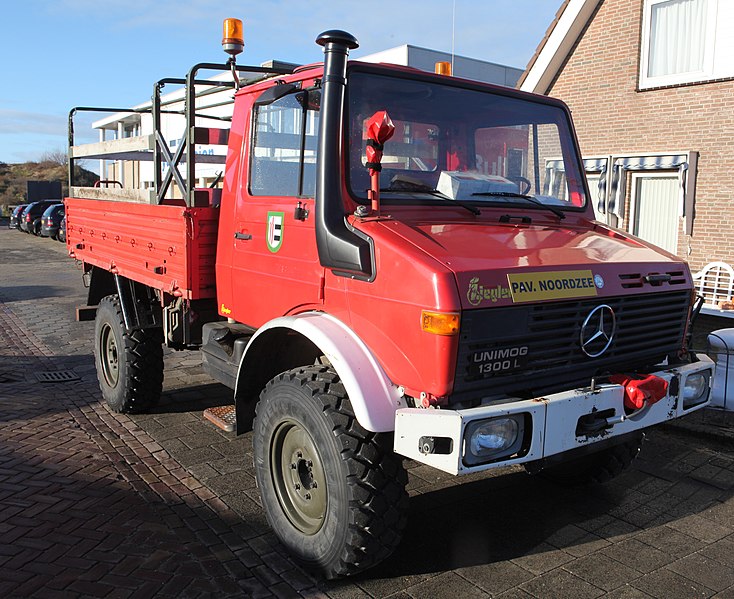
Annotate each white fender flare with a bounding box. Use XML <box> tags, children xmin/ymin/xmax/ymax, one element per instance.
<box><xmin>235</xmin><ymin>312</ymin><xmax>404</xmax><ymax>432</ymax></box>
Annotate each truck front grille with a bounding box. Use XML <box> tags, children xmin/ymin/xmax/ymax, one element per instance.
<box><xmin>452</xmin><ymin>291</ymin><xmax>690</xmax><ymax>404</ymax></box>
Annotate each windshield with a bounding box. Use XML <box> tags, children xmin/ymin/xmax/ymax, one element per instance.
<box><xmin>347</xmin><ymin>70</ymin><xmax>586</xmax><ymax>212</ymax></box>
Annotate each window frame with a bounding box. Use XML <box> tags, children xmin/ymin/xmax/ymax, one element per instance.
<box><xmin>628</xmin><ymin>171</ymin><xmax>680</xmax><ymax>254</ymax></box>
<box><xmin>587</xmin><ymin>151</ymin><xmax>698</xmax><ymax>244</ymax></box>
<box><xmin>344</xmin><ymin>65</ymin><xmax>589</xmax><ymax>213</ymax></box>
<box><xmin>248</xmin><ymin>89</ymin><xmax>318</xmax><ymax>198</ymax></box>
<box><xmin>639</xmin><ymin>0</ymin><xmax>719</xmax><ymax>90</ymax></box>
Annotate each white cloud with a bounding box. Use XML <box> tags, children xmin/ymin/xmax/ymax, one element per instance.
<box><xmin>0</xmin><ymin>110</ymin><xmax>98</xmax><ymax>164</ymax></box>
<box><xmin>0</xmin><ymin>110</ymin><xmax>67</xmax><ymax>136</ymax></box>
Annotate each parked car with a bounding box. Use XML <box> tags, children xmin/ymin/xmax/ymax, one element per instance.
<box><xmin>19</xmin><ymin>200</ymin><xmax>62</xmax><ymax>235</ymax></box>
<box><xmin>8</xmin><ymin>204</ymin><xmax>28</xmax><ymax>229</ymax></box>
<box><xmin>57</xmin><ymin>216</ymin><xmax>66</xmax><ymax>243</ymax></box>
<box><xmin>40</xmin><ymin>204</ymin><xmax>65</xmax><ymax>239</ymax></box>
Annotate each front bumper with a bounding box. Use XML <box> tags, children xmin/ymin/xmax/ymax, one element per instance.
<box><xmin>393</xmin><ymin>356</ymin><xmax>714</xmax><ymax>475</ymax></box>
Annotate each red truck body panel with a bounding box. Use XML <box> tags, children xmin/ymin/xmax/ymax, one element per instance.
<box><xmin>372</xmin><ymin>213</ymin><xmax>692</xmax><ymax>310</ymax></box>
<box><xmin>65</xmin><ymin>198</ymin><xmax>218</xmax><ymax>299</ymax></box>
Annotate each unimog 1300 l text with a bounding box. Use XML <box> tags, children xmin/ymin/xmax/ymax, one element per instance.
<box><xmin>65</xmin><ymin>20</ymin><xmax>714</xmax><ymax>577</ymax></box>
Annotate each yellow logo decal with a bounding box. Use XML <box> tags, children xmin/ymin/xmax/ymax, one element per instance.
<box><xmin>467</xmin><ymin>277</ymin><xmax>512</xmax><ymax>306</ymax></box>
<box><xmin>507</xmin><ymin>270</ymin><xmax>597</xmax><ymax>303</ymax></box>
<box><xmin>221</xmin><ymin>303</ymin><xmax>232</xmax><ymax>315</ymax></box>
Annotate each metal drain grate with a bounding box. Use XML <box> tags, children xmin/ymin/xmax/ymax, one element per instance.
<box><xmin>35</xmin><ymin>371</ymin><xmax>81</xmax><ymax>383</ymax></box>
<box><xmin>203</xmin><ymin>405</ymin><xmax>236</xmax><ymax>433</ymax></box>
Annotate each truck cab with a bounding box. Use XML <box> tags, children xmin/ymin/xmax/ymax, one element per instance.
<box><xmin>212</xmin><ymin>36</ymin><xmax>700</xmax><ymax>424</ymax></box>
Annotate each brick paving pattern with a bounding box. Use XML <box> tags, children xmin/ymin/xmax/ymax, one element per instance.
<box><xmin>1</xmin><ymin>226</ymin><xmax>733</xmax><ymax>598</ymax></box>
<box><xmin>0</xmin><ymin>295</ymin><xmax>320</xmax><ymax>597</ymax></box>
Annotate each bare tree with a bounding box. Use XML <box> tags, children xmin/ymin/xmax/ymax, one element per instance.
<box><xmin>40</xmin><ymin>150</ymin><xmax>68</xmax><ymax>166</ymax></box>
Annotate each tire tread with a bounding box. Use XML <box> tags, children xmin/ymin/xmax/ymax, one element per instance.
<box><xmin>538</xmin><ymin>434</ymin><xmax>643</xmax><ymax>486</ymax></box>
<box><xmin>255</xmin><ymin>365</ymin><xmax>408</xmax><ymax>578</ymax></box>
<box><xmin>95</xmin><ymin>295</ymin><xmax>163</xmax><ymax>413</ymax></box>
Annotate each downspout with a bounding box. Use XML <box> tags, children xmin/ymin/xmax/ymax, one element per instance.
<box><xmin>314</xmin><ymin>30</ymin><xmax>373</xmax><ymax>278</ymax></box>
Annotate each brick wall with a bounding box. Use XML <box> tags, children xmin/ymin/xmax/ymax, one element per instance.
<box><xmin>547</xmin><ymin>0</ymin><xmax>734</xmax><ymax>271</ymax></box>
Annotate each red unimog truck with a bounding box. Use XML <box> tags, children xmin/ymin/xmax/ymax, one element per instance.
<box><xmin>65</xmin><ymin>20</ymin><xmax>714</xmax><ymax>578</ymax></box>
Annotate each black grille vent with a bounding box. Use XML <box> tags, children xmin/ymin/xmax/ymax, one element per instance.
<box><xmin>453</xmin><ymin>291</ymin><xmax>690</xmax><ymax>404</ymax></box>
<box><xmin>619</xmin><ymin>271</ymin><xmax>687</xmax><ymax>289</ymax></box>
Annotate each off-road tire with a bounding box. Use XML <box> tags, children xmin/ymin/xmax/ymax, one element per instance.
<box><xmin>534</xmin><ymin>433</ymin><xmax>644</xmax><ymax>486</ymax></box>
<box><xmin>253</xmin><ymin>365</ymin><xmax>409</xmax><ymax>579</ymax></box>
<box><xmin>94</xmin><ymin>295</ymin><xmax>163</xmax><ymax>413</ymax></box>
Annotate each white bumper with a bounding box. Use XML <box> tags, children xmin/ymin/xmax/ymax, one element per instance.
<box><xmin>394</xmin><ymin>356</ymin><xmax>714</xmax><ymax>475</ymax></box>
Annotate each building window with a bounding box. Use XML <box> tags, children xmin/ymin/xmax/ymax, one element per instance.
<box><xmin>640</xmin><ymin>0</ymin><xmax>734</xmax><ymax>89</ymax></box>
<box><xmin>582</xmin><ymin>157</ymin><xmax>610</xmax><ymax>222</ymax></box>
<box><xmin>629</xmin><ymin>173</ymin><xmax>679</xmax><ymax>254</ymax></box>
<box><xmin>588</xmin><ymin>152</ymin><xmax>698</xmax><ymax>255</ymax></box>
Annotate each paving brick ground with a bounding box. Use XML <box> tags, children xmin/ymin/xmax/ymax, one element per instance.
<box><xmin>1</xmin><ymin>225</ymin><xmax>733</xmax><ymax>598</ymax></box>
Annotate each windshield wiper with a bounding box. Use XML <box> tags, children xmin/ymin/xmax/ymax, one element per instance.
<box><xmin>471</xmin><ymin>191</ymin><xmax>566</xmax><ymax>220</ymax></box>
<box><xmin>380</xmin><ymin>183</ymin><xmax>480</xmax><ymax>216</ymax></box>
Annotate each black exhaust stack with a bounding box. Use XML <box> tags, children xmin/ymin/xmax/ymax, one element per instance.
<box><xmin>315</xmin><ymin>30</ymin><xmax>373</xmax><ymax>278</ymax></box>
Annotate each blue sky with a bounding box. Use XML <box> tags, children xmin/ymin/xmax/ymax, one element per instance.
<box><xmin>0</xmin><ymin>1</ymin><xmax>560</xmax><ymax>164</ymax></box>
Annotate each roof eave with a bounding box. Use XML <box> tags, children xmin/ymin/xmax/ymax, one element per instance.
<box><xmin>518</xmin><ymin>0</ymin><xmax>602</xmax><ymax>94</ymax></box>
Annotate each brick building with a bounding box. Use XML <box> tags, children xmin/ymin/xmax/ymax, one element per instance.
<box><xmin>519</xmin><ymin>0</ymin><xmax>734</xmax><ymax>271</ymax></box>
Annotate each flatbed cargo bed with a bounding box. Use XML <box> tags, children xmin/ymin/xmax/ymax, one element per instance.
<box><xmin>65</xmin><ymin>197</ymin><xmax>218</xmax><ymax>299</ymax></box>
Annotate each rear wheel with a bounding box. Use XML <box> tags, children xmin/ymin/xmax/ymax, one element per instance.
<box><xmin>94</xmin><ymin>295</ymin><xmax>163</xmax><ymax>413</ymax></box>
<box><xmin>532</xmin><ymin>433</ymin><xmax>644</xmax><ymax>485</ymax></box>
<box><xmin>253</xmin><ymin>365</ymin><xmax>408</xmax><ymax>578</ymax></box>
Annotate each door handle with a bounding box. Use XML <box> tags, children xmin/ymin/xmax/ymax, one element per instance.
<box><xmin>234</xmin><ymin>232</ymin><xmax>252</xmax><ymax>240</ymax></box>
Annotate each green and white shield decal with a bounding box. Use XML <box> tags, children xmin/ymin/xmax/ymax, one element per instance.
<box><xmin>266</xmin><ymin>211</ymin><xmax>284</xmax><ymax>253</ymax></box>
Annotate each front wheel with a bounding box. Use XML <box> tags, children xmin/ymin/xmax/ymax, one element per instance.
<box><xmin>253</xmin><ymin>366</ymin><xmax>408</xmax><ymax>578</ymax></box>
<box><xmin>94</xmin><ymin>295</ymin><xmax>163</xmax><ymax>413</ymax></box>
<box><xmin>529</xmin><ymin>433</ymin><xmax>644</xmax><ymax>486</ymax></box>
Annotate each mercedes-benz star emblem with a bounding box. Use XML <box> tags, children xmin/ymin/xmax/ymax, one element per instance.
<box><xmin>580</xmin><ymin>304</ymin><xmax>616</xmax><ymax>358</ymax></box>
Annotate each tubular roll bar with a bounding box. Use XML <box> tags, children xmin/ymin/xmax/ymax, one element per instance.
<box><xmin>68</xmin><ymin>61</ymin><xmax>295</xmax><ymax>207</ymax></box>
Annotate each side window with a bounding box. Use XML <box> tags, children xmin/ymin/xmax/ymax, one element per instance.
<box><xmin>250</xmin><ymin>92</ymin><xmax>319</xmax><ymax>197</ymax></box>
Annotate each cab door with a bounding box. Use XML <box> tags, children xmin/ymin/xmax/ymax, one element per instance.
<box><xmin>229</xmin><ymin>86</ymin><xmax>323</xmax><ymax>327</ymax></box>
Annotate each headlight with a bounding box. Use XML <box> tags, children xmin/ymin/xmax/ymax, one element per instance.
<box><xmin>682</xmin><ymin>372</ymin><xmax>710</xmax><ymax>409</ymax></box>
<box><xmin>463</xmin><ymin>415</ymin><xmax>526</xmax><ymax>466</ymax></box>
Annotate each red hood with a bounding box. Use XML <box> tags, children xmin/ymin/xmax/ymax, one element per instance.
<box><xmin>376</xmin><ymin>218</ymin><xmax>691</xmax><ymax>310</ymax></box>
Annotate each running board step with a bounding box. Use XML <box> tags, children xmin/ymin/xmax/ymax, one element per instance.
<box><xmin>203</xmin><ymin>405</ymin><xmax>236</xmax><ymax>433</ymax></box>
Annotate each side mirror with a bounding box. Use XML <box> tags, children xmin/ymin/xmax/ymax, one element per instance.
<box><xmin>254</xmin><ymin>83</ymin><xmax>298</xmax><ymax>106</ymax></box>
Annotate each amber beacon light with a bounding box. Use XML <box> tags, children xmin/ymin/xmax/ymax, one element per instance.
<box><xmin>435</xmin><ymin>61</ymin><xmax>452</xmax><ymax>76</ymax></box>
<box><xmin>222</xmin><ymin>18</ymin><xmax>244</xmax><ymax>56</ymax></box>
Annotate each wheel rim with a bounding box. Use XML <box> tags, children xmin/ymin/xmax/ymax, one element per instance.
<box><xmin>270</xmin><ymin>420</ymin><xmax>328</xmax><ymax>535</ymax></box>
<box><xmin>99</xmin><ymin>323</ymin><xmax>119</xmax><ymax>388</ymax></box>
